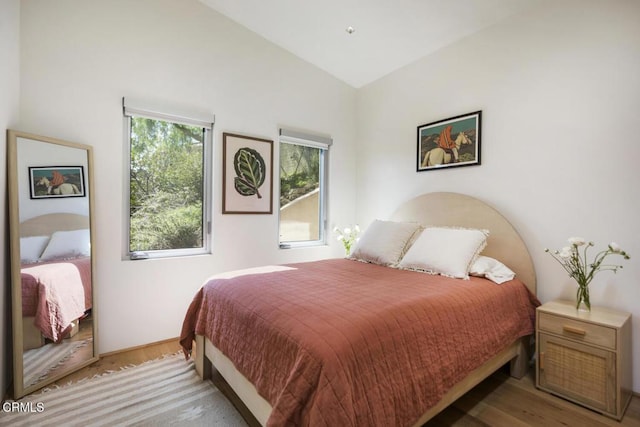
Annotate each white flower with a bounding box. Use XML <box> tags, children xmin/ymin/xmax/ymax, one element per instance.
<box><xmin>568</xmin><ymin>237</ymin><xmax>586</xmax><ymax>246</ymax></box>
<box><xmin>546</xmin><ymin>236</ymin><xmax>630</xmax><ymax>311</ymax></box>
<box><xmin>558</xmin><ymin>247</ymin><xmax>573</xmax><ymax>259</ymax></box>
<box><xmin>334</xmin><ymin>224</ymin><xmax>361</xmax><ymax>255</ymax></box>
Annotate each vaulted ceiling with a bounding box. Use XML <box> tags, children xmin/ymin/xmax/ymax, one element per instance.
<box><xmin>199</xmin><ymin>0</ymin><xmax>539</xmax><ymax>88</ymax></box>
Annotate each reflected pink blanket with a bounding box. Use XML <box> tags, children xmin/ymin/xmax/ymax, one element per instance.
<box><xmin>21</xmin><ymin>257</ymin><xmax>92</xmax><ymax>342</ymax></box>
<box><xmin>180</xmin><ymin>259</ymin><xmax>538</xmax><ymax>426</ymax></box>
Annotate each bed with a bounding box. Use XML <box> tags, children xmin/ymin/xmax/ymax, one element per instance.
<box><xmin>19</xmin><ymin>213</ymin><xmax>93</xmax><ymax>349</ymax></box>
<box><xmin>180</xmin><ymin>192</ymin><xmax>538</xmax><ymax>426</ymax></box>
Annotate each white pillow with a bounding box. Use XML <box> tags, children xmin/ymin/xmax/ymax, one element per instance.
<box><xmin>470</xmin><ymin>255</ymin><xmax>516</xmax><ymax>284</ymax></box>
<box><xmin>349</xmin><ymin>220</ymin><xmax>422</xmax><ymax>266</ymax></box>
<box><xmin>398</xmin><ymin>227</ymin><xmax>488</xmax><ymax>279</ymax></box>
<box><xmin>20</xmin><ymin>236</ymin><xmax>51</xmax><ymax>263</ymax></box>
<box><xmin>39</xmin><ymin>229</ymin><xmax>91</xmax><ymax>261</ymax></box>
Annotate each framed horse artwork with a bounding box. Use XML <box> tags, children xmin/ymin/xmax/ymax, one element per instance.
<box><xmin>29</xmin><ymin>166</ymin><xmax>86</xmax><ymax>199</ymax></box>
<box><xmin>417</xmin><ymin>111</ymin><xmax>482</xmax><ymax>172</ymax></box>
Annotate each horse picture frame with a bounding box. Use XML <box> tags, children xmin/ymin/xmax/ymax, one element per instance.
<box><xmin>417</xmin><ymin>111</ymin><xmax>482</xmax><ymax>172</ymax></box>
<box><xmin>29</xmin><ymin>166</ymin><xmax>86</xmax><ymax>199</ymax></box>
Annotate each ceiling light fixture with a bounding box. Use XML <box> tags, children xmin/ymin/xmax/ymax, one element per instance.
<box><xmin>345</xmin><ymin>26</ymin><xmax>355</xmax><ymax>34</ymax></box>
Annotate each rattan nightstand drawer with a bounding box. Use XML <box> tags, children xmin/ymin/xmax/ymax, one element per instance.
<box><xmin>538</xmin><ymin>312</ymin><xmax>615</xmax><ymax>349</ymax></box>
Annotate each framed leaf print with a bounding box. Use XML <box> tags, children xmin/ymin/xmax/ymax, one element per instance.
<box><xmin>222</xmin><ymin>132</ymin><xmax>273</xmax><ymax>214</ymax></box>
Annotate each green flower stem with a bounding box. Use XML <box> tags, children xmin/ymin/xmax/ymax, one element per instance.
<box><xmin>576</xmin><ymin>284</ymin><xmax>590</xmax><ymax>310</ymax></box>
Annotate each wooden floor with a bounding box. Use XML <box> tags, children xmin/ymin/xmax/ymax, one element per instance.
<box><xmin>424</xmin><ymin>365</ymin><xmax>640</xmax><ymax>427</ymax></box>
<box><xmin>54</xmin><ymin>339</ymin><xmax>640</xmax><ymax>426</ymax></box>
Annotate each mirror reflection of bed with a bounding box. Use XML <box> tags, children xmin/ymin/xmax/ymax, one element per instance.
<box><xmin>19</xmin><ymin>213</ymin><xmax>94</xmax><ymax>388</ymax></box>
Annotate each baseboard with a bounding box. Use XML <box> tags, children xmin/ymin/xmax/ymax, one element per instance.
<box><xmin>99</xmin><ymin>336</ymin><xmax>179</xmax><ymax>358</ymax></box>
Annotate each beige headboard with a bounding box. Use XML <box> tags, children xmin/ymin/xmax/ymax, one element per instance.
<box><xmin>391</xmin><ymin>192</ymin><xmax>536</xmax><ymax>294</ymax></box>
<box><xmin>19</xmin><ymin>213</ymin><xmax>90</xmax><ymax>237</ymax></box>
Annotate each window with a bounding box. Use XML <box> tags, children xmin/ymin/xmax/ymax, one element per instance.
<box><xmin>279</xmin><ymin>129</ymin><xmax>331</xmax><ymax>247</ymax></box>
<box><xmin>123</xmin><ymin>98</ymin><xmax>213</xmax><ymax>259</ymax></box>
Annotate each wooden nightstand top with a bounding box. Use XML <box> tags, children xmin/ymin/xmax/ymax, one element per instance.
<box><xmin>537</xmin><ymin>300</ymin><xmax>631</xmax><ymax>329</ymax></box>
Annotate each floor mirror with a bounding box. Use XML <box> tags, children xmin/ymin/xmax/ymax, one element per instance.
<box><xmin>7</xmin><ymin>129</ymin><xmax>98</xmax><ymax>399</ymax></box>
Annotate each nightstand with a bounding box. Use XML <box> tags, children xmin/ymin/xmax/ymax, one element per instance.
<box><xmin>536</xmin><ymin>300</ymin><xmax>632</xmax><ymax>420</ymax></box>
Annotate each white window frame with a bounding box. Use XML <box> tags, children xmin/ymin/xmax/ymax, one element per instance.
<box><xmin>278</xmin><ymin>128</ymin><xmax>331</xmax><ymax>249</ymax></box>
<box><xmin>122</xmin><ymin>97</ymin><xmax>214</xmax><ymax>260</ymax></box>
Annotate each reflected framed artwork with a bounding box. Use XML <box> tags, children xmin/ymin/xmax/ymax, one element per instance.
<box><xmin>29</xmin><ymin>166</ymin><xmax>86</xmax><ymax>198</ymax></box>
<box><xmin>222</xmin><ymin>132</ymin><xmax>273</xmax><ymax>214</ymax></box>
<box><xmin>417</xmin><ymin>111</ymin><xmax>481</xmax><ymax>172</ymax></box>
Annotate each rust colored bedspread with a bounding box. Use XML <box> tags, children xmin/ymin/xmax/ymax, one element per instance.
<box><xmin>21</xmin><ymin>256</ymin><xmax>92</xmax><ymax>342</ymax></box>
<box><xmin>180</xmin><ymin>259</ymin><xmax>538</xmax><ymax>426</ymax></box>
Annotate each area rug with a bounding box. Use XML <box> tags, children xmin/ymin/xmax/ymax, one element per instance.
<box><xmin>23</xmin><ymin>338</ymin><xmax>91</xmax><ymax>388</ymax></box>
<box><xmin>1</xmin><ymin>354</ymin><xmax>247</xmax><ymax>426</ymax></box>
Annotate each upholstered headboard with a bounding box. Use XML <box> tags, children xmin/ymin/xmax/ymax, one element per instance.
<box><xmin>19</xmin><ymin>213</ymin><xmax>90</xmax><ymax>237</ymax></box>
<box><xmin>391</xmin><ymin>192</ymin><xmax>536</xmax><ymax>294</ymax></box>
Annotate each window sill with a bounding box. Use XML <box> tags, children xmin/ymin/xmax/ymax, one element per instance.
<box><xmin>279</xmin><ymin>241</ymin><xmax>327</xmax><ymax>250</ymax></box>
<box><xmin>124</xmin><ymin>248</ymin><xmax>210</xmax><ymax>261</ymax></box>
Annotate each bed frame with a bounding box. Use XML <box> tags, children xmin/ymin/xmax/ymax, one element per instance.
<box><xmin>194</xmin><ymin>192</ymin><xmax>537</xmax><ymax>426</ymax></box>
<box><xmin>20</xmin><ymin>213</ymin><xmax>90</xmax><ymax>350</ymax></box>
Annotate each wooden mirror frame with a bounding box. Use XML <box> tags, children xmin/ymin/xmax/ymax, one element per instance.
<box><xmin>7</xmin><ymin>130</ymin><xmax>98</xmax><ymax>398</ymax></box>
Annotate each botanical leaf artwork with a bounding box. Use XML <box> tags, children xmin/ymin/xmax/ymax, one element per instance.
<box><xmin>233</xmin><ymin>147</ymin><xmax>265</xmax><ymax>198</ymax></box>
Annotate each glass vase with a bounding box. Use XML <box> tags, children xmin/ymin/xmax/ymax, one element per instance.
<box><xmin>576</xmin><ymin>284</ymin><xmax>591</xmax><ymax>312</ymax></box>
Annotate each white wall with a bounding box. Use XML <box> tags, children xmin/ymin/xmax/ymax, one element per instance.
<box><xmin>18</xmin><ymin>0</ymin><xmax>357</xmax><ymax>353</ymax></box>
<box><xmin>356</xmin><ymin>0</ymin><xmax>640</xmax><ymax>391</ymax></box>
<box><xmin>0</xmin><ymin>0</ymin><xmax>21</xmax><ymax>398</ymax></box>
